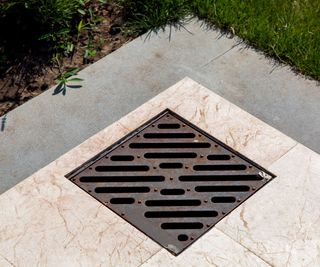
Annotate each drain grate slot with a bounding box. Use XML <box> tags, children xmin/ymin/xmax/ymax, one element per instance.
<box><xmin>80</xmin><ymin>176</ymin><xmax>165</xmax><ymax>183</ymax></box>
<box><xmin>95</xmin><ymin>165</ymin><xmax>149</xmax><ymax>172</ymax></box>
<box><xmin>144</xmin><ymin>152</ymin><xmax>197</xmax><ymax>159</ymax></box>
<box><xmin>129</xmin><ymin>142</ymin><xmax>211</xmax><ymax>149</ymax></box>
<box><xmin>95</xmin><ymin>186</ymin><xmax>150</xmax><ymax>193</ymax></box>
<box><xmin>179</xmin><ymin>175</ymin><xmax>262</xmax><ymax>181</ymax></box>
<box><xmin>145</xmin><ymin>210</ymin><xmax>218</xmax><ymax>218</ymax></box>
<box><xmin>161</xmin><ymin>222</ymin><xmax>204</xmax><ymax>229</ymax></box>
<box><xmin>110</xmin><ymin>155</ymin><xmax>135</xmax><ymax>161</ymax></box>
<box><xmin>67</xmin><ymin>109</ymin><xmax>275</xmax><ymax>256</ymax></box>
<box><xmin>193</xmin><ymin>164</ymin><xmax>247</xmax><ymax>171</ymax></box>
<box><xmin>212</xmin><ymin>196</ymin><xmax>236</xmax><ymax>203</ymax></box>
<box><xmin>144</xmin><ymin>133</ymin><xmax>195</xmax><ymax>139</ymax></box>
<box><xmin>145</xmin><ymin>200</ymin><xmax>201</xmax><ymax>206</ymax></box>
<box><xmin>195</xmin><ymin>185</ymin><xmax>250</xmax><ymax>192</ymax></box>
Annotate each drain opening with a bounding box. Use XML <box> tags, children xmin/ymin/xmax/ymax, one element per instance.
<box><xmin>110</xmin><ymin>198</ymin><xmax>135</xmax><ymax>204</ymax></box>
<box><xmin>160</xmin><ymin>189</ymin><xmax>185</xmax><ymax>195</ymax></box>
<box><xmin>195</xmin><ymin>185</ymin><xmax>250</xmax><ymax>192</ymax></box>
<box><xmin>145</xmin><ymin>210</ymin><xmax>218</xmax><ymax>218</ymax></box>
<box><xmin>212</xmin><ymin>196</ymin><xmax>236</xmax><ymax>203</ymax></box>
<box><xmin>144</xmin><ymin>152</ymin><xmax>197</xmax><ymax>159</ymax></box>
<box><xmin>144</xmin><ymin>133</ymin><xmax>195</xmax><ymax>139</ymax></box>
<box><xmin>179</xmin><ymin>175</ymin><xmax>262</xmax><ymax>181</ymax></box>
<box><xmin>158</xmin><ymin>123</ymin><xmax>180</xmax><ymax>129</ymax></box>
<box><xmin>95</xmin><ymin>186</ymin><xmax>150</xmax><ymax>193</ymax></box>
<box><xmin>80</xmin><ymin>176</ymin><xmax>165</xmax><ymax>183</ymax></box>
<box><xmin>145</xmin><ymin>200</ymin><xmax>201</xmax><ymax>206</ymax></box>
<box><xmin>207</xmin><ymin>155</ymin><xmax>231</xmax><ymax>160</ymax></box>
<box><xmin>130</xmin><ymin>143</ymin><xmax>211</xmax><ymax>149</ymax></box>
<box><xmin>178</xmin><ymin>234</ymin><xmax>188</xmax><ymax>241</ymax></box>
<box><xmin>161</xmin><ymin>222</ymin><xmax>204</xmax><ymax>229</ymax></box>
<box><xmin>95</xmin><ymin>165</ymin><xmax>149</xmax><ymax>172</ymax></box>
<box><xmin>67</xmin><ymin>109</ymin><xmax>275</xmax><ymax>256</ymax></box>
<box><xmin>159</xmin><ymin>163</ymin><xmax>183</xmax><ymax>169</ymax></box>
<box><xmin>193</xmin><ymin>165</ymin><xmax>247</xmax><ymax>171</ymax></box>
<box><xmin>110</xmin><ymin>155</ymin><xmax>134</xmax><ymax>161</ymax></box>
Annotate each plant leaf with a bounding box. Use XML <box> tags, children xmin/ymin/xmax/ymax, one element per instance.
<box><xmin>52</xmin><ymin>83</ymin><xmax>64</xmax><ymax>95</ymax></box>
<box><xmin>67</xmin><ymin>85</ymin><xmax>82</xmax><ymax>89</ymax></box>
<box><xmin>67</xmin><ymin>77</ymin><xmax>83</xmax><ymax>82</ymax></box>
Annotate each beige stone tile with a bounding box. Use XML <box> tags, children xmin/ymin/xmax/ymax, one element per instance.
<box><xmin>141</xmin><ymin>228</ymin><xmax>270</xmax><ymax>267</ymax></box>
<box><xmin>119</xmin><ymin>77</ymin><xmax>296</xmax><ymax>168</ymax></box>
<box><xmin>216</xmin><ymin>144</ymin><xmax>320</xmax><ymax>266</ymax></box>
<box><xmin>0</xmin><ymin>169</ymin><xmax>161</xmax><ymax>267</ymax></box>
<box><xmin>0</xmin><ymin>122</ymin><xmax>161</xmax><ymax>267</ymax></box>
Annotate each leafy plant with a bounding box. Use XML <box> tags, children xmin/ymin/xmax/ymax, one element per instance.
<box><xmin>53</xmin><ymin>68</ymin><xmax>83</xmax><ymax>95</ymax></box>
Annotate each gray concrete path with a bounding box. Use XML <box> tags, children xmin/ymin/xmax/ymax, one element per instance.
<box><xmin>0</xmin><ymin>20</ymin><xmax>319</xmax><ymax>194</ymax></box>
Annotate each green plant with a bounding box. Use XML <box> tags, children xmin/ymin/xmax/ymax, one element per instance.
<box><xmin>117</xmin><ymin>0</ymin><xmax>190</xmax><ymax>35</ymax></box>
<box><xmin>53</xmin><ymin>68</ymin><xmax>83</xmax><ymax>96</ymax></box>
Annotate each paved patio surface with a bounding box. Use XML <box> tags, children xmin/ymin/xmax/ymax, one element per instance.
<box><xmin>0</xmin><ymin>20</ymin><xmax>319</xmax><ymax>194</ymax></box>
<box><xmin>0</xmin><ymin>78</ymin><xmax>318</xmax><ymax>267</ymax></box>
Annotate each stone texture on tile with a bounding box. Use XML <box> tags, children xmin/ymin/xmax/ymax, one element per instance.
<box><xmin>119</xmin><ymin>77</ymin><xmax>296</xmax><ymax>168</ymax></box>
<box><xmin>0</xmin><ymin>255</ymin><xmax>14</xmax><ymax>267</ymax></box>
<box><xmin>0</xmin><ymin>78</ymin><xmax>297</xmax><ymax>266</ymax></box>
<box><xmin>141</xmin><ymin>229</ymin><xmax>270</xmax><ymax>267</ymax></box>
<box><xmin>216</xmin><ymin>144</ymin><xmax>320</xmax><ymax>266</ymax></box>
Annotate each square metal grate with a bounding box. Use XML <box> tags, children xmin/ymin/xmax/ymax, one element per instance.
<box><xmin>66</xmin><ymin>109</ymin><xmax>275</xmax><ymax>255</ymax></box>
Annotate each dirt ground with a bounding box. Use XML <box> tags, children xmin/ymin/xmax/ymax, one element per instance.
<box><xmin>0</xmin><ymin>2</ymin><xmax>134</xmax><ymax>116</ymax></box>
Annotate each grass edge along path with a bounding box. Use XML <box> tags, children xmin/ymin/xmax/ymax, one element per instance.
<box><xmin>118</xmin><ymin>0</ymin><xmax>320</xmax><ymax>81</ymax></box>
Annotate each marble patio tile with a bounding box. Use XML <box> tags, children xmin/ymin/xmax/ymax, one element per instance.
<box><xmin>216</xmin><ymin>144</ymin><xmax>320</xmax><ymax>266</ymax></box>
<box><xmin>119</xmin><ymin>77</ymin><xmax>296</xmax><ymax>168</ymax></box>
<box><xmin>0</xmin><ymin>168</ymin><xmax>161</xmax><ymax>267</ymax></box>
<box><xmin>0</xmin><ymin>121</ymin><xmax>160</xmax><ymax>267</ymax></box>
<box><xmin>140</xmin><ymin>228</ymin><xmax>270</xmax><ymax>267</ymax></box>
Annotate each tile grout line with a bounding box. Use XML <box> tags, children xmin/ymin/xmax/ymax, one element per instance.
<box><xmin>215</xmin><ymin>228</ymin><xmax>274</xmax><ymax>267</ymax></box>
<box><xmin>137</xmin><ymin>248</ymin><xmax>164</xmax><ymax>267</ymax></box>
<box><xmin>266</xmin><ymin>142</ymin><xmax>299</xmax><ymax>168</ymax></box>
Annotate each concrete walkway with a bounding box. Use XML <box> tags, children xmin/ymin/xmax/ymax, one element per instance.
<box><xmin>0</xmin><ymin>20</ymin><xmax>319</xmax><ymax>194</ymax></box>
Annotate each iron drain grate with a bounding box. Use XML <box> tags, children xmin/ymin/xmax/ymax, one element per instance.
<box><xmin>66</xmin><ymin>109</ymin><xmax>275</xmax><ymax>255</ymax></box>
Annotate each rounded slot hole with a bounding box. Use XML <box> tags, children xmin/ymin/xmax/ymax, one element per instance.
<box><xmin>159</xmin><ymin>163</ymin><xmax>183</xmax><ymax>169</ymax></box>
<box><xmin>161</xmin><ymin>222</ymin><xmax>203</xmax><ymax>229</ymax></box>
<box><xmin>157</xmin><ymin>123</ymin><xmax>180</xmax><ymax>129</ymax></box>
<box><xmin>110</xmin><ymin>155</ymin><xmax>134</xmax><ymax>161</ymax></box>
<box><xmin>145</xmin><ymin>210</ymin><xmax>217</xmax><ymax>218</ymax></box>
<box><xmin>212</xmin><ymin>196</ymin><xmax>236</xmax><ymax>203</ymax></box>
<box><xmin>207</xmin><ymin>155</ymin><xmax>231</xmax><ymax>160</ymax></box>
<box><xmin>110</xmin><ymin>198</ymin><xmax>135</xmax><ymax>204</ymax></box>
<box><xmin>144</xmin><ymin>152</ymin><xmax>197</xmax><ymax>159</ymax></box>
<box><xmin>193</xmin><ymin>164</ymin><xmax>247</xmax><ymax>171</ymax></box>
<box><xmin>95</xmin><ymin>186</ymin><xmax>150</xmax><ymax>193</ymax></box>
<box><xmin>195</xmin><ymin>185</ymin><xmax>250</xmax><ymax>192</ymax></box>
<box><xmin>144</xmin><ymin>133</ymin><xmax>195</xmax><ymax>139</ymax></box>
<box><xmin>129</xmin><ymin>143</ymin><xmax>210</xmax><ymax>149</ymax></box>
<box><xmin>160</xmin><ymin>189</ymin><xmax>185</xmax><ymax>195</ymax></box>
<box><xmin>80</xmin><ymin>176</ymin><xmax>165</xmax><ymax>183</ymax></box>
<box><xmin>145</xmin><ymin>199</ymin><xmax>201</xmax><ymax>206</ymax></box>
<box><xmin>178</xmin><ymin>234</ymin><xmax>188</xmax><ymax>241</ymax></box>
<box><xmin>179</xmin><ymin>175</ymin><xmax>262</xmax><ymax>182</ymax></box>
<box><xmin>95</xmin><ymin>165</ymin><xmax>149</xmax><ymax>172</ymax></box>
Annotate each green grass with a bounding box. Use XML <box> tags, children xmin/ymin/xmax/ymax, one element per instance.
<box><xmin>118</xmin><ymin>0</ymin><xmax>320</xmax><ymax>80</ymax></box>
